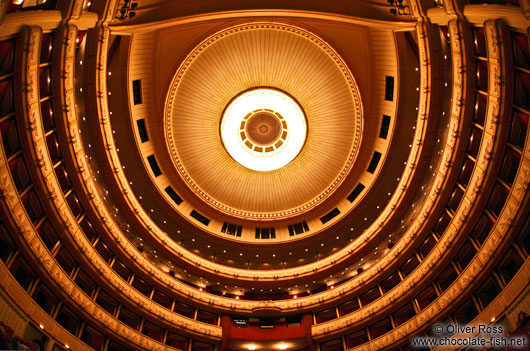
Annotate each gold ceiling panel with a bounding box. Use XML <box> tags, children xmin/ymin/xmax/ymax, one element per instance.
<box><xmin>165</xmin><ymin>22</ymin><xmax>363</xmax><ymax>218</ymax></box>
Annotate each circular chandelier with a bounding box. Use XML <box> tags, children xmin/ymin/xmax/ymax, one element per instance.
<box><xmin>220</xmin><ymin>88</ymin><xmax>307</xmax><ymax>172</ymax></box>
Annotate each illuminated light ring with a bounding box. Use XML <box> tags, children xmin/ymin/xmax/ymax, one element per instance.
<box><xmin>220</xmin><ymin>89</ymin><xmax>307</xmax><ymax>171</ymax></box>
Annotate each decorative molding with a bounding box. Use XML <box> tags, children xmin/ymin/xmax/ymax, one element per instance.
<box><xmin>0</xmin><ymin>11</ymin><xmax>98</xmax><ymax>38</ymax></box>
<box><xmin>463</xmin><ymin>5</ymin><xmax>529</xmax><ymax>30</ymax></box>
<box><xmin>0</xmin><ymin>264</ymin><xmax>96</xmax><ymax>351</ymax></box>
<box><xmin>110</xmin><ymin>8</ymin><xmax>416</xmax><ymax>34</ymax></box>
<box><xmin>312</xmin><ymin>20</ymin><xmax>496</xmax><ymax>339</ymax></box>
<box><xmin>6</xmin><ymin>25</ymin><xmax>221</xmax><ymax>350</ymax></box>
<box><xmin>329</xmin><ymin>17</ymin><xmax>522</xmax><ymax>351</ymax></box>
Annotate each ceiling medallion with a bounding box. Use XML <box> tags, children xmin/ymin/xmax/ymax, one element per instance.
<box><xmin>220</xmin><ymin>88</ymin><xmax>307</xmax><ymax>171</ymax></box>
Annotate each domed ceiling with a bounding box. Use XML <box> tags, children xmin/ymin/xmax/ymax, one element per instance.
<box><xmin>164</xmin><ymin>22</ymin><xmax>362</xmax><ymax>218</ymax></box>
<box><xmin>1</xmin><ymin>1</ymin><xmax>528</xmax><ymax>351</ymax></box>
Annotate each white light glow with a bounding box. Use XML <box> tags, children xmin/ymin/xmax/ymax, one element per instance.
<box><xmin>220</xmin><ymin>88</ymin><xmax>306</xmax><ymax>171</ymax></box>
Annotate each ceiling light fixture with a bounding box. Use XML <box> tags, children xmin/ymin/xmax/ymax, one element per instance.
<box><xmin>220</xmin><ymin>88</ymin><xmax>307</xmax><ymax>171</ymax></box>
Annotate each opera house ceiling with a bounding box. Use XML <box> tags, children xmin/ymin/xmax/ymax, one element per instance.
<box><xmin>0</xmin><ymin>0</ymin><xmax>529</xmax><ymax>350</ymax></box>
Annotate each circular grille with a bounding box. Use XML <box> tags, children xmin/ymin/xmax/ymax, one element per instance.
<box><xmin>244</xmin><ymin>110</ymin><xmax>285</xmax><ymax>149</ymax></box>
